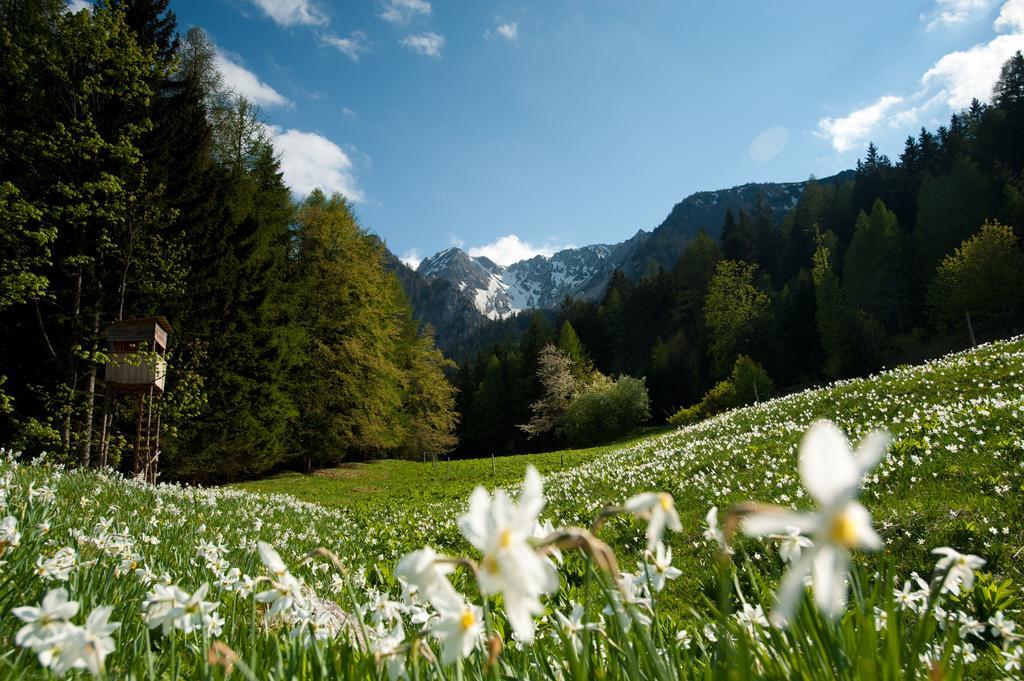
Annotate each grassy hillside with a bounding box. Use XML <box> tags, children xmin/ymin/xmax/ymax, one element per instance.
<box><xmin>232</xmin><ymin>429</ymin><xmax>670</xmax><ymax>511</ymax></box>
<box><xmin>2</xmin><ymin>336</ymin><xmax>1022</xmax><ymax>679</ymax></box>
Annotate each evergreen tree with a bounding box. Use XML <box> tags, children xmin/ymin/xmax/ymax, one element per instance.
<box><xmin>843</xmin><ymin>200</ymin><xmax>909</xmax><ymax>331</ymax></box>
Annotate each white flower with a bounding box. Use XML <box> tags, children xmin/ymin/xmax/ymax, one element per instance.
<box><xmin>1</xmin><ymin>515</ymin><xmax>21</xmax><ymax>550</ymax></box>
<box><xmin>554</xmin><ymin>602</ymin><xmax>598</xmax><ymax>651</ymax></box>
<box><xmin>254</xmin><ymin>542</ymin><xmax>307</xmax><ymax>618</ymax></box>
<box><xmin>1003</xmin><ymin>646</ymin><xmax>1022</xmax><ymax>672</ymax></box>
<box><xmin>12</xmin><ymin>588</ymin><xmax>79</xmax><ymax>648</ymax></box>
<box><xmin>603</xmin><ymin>573</ymin><xmax>652</xmax><ymax>630</ymax></box>
<box><xmin>167</xmin><ymin>583</ymin><xmax>219</xmax><ymax>634</ymax></box>
<box><xmin>702</xmin><ymin>506</ymin><xmax>732</xmax><ymax>554</ymax></box>
<box><xmin>675</xmin><ymin>628</ymin><xmax>692</xmax><ymax>649</ymax></box>
<box><xmin>957</xmin><ymin>613</ymin><xmax>985</xmax><ymax>640</ymax></box>
<box><xmin>373</xmin><ymin>620</ymin><xmax>408</xmax><ymax>681</ymax></box>
<box><xmin>257</xmin><ymin>541</ymin><xmax>289</xmax><ymax>579</ymax></box>
<box><xmin>931</xmin><ymin>547</ymin><xmax>985</xmax><ymax>595</ymax></box>
<box><xmin>893</xmin><ymin>575</ymin><xmax>929</xmax><ymax>612</ymax></box>
<box><xmin>430</xmin><ymin>601</ymin><xmax>483</xmax><ymax>666</ymax></box>
<box><xmin>624</xmin><ymin>492</ymin><xmax>683</xmax><ymax>553</ymax></box>
<box><xmin>957</xmin><ymin>642</ymin><xmax>977</xmax><ymax>664</ymax></box>
<box><xmin>69</xmin><ymin>606</ymin><xmax>119</xmax><ymax>676</ymax></box>
<box><xmin>741</xmin><ymin>421</ymin><xmax>888</xmax><ymax>625</ymax></box>
<box><xmin>394</xmin><ymin>547</ymin><xmax>461</xmax><ymax>612</ymax></box>
<box><xmin>34</xmin><ymin>547</ymin><xmax>76</xmax><ymax>581</ymax></box>
<box><xmin>457</xmin><ymin>466</ymin><xmax>557</xmax><ymax>642</ymax></box>
<box><xmin>990</xmin><ymin>611</ymin><xmax>1018</xmax><ymax>640</ymax></box>
<box><xmin>368</xmin><ymin>592</ymin><xmax>403</xmax><ymax>626</ymax></box>
<box><xmin>734</xmin><ymin>602</ymin><xmax>769</xmax><ymax>637</ymax></box>
<box><xmin>142</xmin><ymin>583</ymin><xmax>189</xmax><ymax>635</ymax></box>
<box><xmin>873</xmin><ymin>607</ymin><xmax>887</xmax><ymax>631</ymax></box>
<box><xmin>769</xmin><ymin>527</ymin><xmax>813</xmax><ymax>565</ymax></box>
<box><xmin>638</xmin><ymin>542</ymin><xmax>682</xmax><ymax>592</ymax></box>
<box><xmin>255</xmin><ymin>571</ymin><xmax>305</xmax><ymax>618</ymax></box>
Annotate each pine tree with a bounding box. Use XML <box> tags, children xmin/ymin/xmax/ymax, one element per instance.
<box><xmin>843</xmin><ymin>200</ymin><xmax>908</xmax><ymax>331</ymax></box>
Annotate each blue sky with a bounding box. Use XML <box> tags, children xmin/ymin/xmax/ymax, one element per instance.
<box><xmin>154</xmin><ymin>0</ymin><xmax>1024</xmax><ymax>267</ymax></box>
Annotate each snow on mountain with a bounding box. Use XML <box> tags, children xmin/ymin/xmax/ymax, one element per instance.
<box><xmin>416</xmin><ymin>244</ymin><xmax>625</xmax><ymax>319</ymax></box>
<box><xmin>414</xmin><ymin>171</ymin><xmax>854</xmax><ymax>319</ymax></box>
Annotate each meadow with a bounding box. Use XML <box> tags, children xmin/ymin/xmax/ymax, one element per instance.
<box><xmin>1</xmin><ymin>336</ymin><xmax>1022</xmax><ymax>679</ymax></box>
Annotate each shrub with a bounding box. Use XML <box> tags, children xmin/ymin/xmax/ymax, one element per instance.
<box><xmin>559</xmin><ymin>375</ymin><xmax>651</xmax><ymax>447</ymax></box>
<box><xmin>668</xmin><ymin>355</ymin><xmax>773</xmax><ymax>427</ymax></box>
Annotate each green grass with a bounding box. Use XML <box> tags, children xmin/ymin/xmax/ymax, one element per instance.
<box><xmin>2</xmin><ymin>337</ymin><xmax>1022</xmax><ymax>679</ymax></box>
<box><xmin>232</xmin><ymin>427</ymin><xmax>671</xmax><ymax>511</ymax></box>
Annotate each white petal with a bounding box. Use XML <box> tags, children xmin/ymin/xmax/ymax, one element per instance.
<box><xmin>811</xmin><ymin>545</ymin><xmax>849</xmax><ymax>617</ymax></box>
<box><xmin>646</xmin><ymin>507</ymin><xmax>667</xmax><ymax>553</ymax></box>
<box><xmin>517</xmin><ymin>466</ymin><xmax>545</xmax><ymax>525</ymax></box>
<box><xmin>844</xmin><ymin>502</ymin><xmax>882</xmax><ymax>550</ymax></box>
<box><xmin>624</xmin><ymin>493</ymin><xmax>658</xmax><ymax>514</ymax></box>
<box><xmin>799</xmin><ymin>421</ymin><xmax>859</xmax><ymax>505</ymax></box>
<box><xmin>855</xmin><ymin>430</ymin><xmax>890</xmax><ymax>473</ymax></box>
<box><xmin>741</xmin><ymin>510</ymin><xmax>816</xmax><ymax>537</ymax></box>
<box><xmin>457</xmin><ymin>487</ymin><xmax>492</xmax><ymax>551</ymax></box>
<box><xmin>770</xmin><ymin>547</ymin><xmax>817</xmax><ymax>627</ymax></box>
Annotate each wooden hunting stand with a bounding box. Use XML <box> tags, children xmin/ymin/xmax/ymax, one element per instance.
<box><xmin>99</xmin><ymin>316</ymin><xmax>171</xmax><ymax>483</ymax></box>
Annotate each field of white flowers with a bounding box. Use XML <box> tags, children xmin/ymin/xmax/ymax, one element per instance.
<box><xmin>1</xmin><ymin>336</ymin><xmax>1023</xmax><ymax>679</ymax></box>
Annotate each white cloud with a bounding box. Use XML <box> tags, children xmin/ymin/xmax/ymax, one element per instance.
<box><xmin>816</xmin><ymin>95</ymin><xmax>905</xmax><ymax>153</ymax></box>
<box><xmin>816</xmin><ymin>0</ymin><xmax>1024</xmax><ymax>154</ymax></box>
<box><xmin>270</xmin><ymin>127</ymin><xmax>364</xmax><ymax>201</ymax></box>
<box><xmin>922</xmin><ymin>33</ymin><xmax>1024</xmax><ymax>107</ymax></box>
<box><xmin>399</xmin><ymin>249</ymin><xmax>422</xmax><ymax>269</ymax></box>
<box><xmin>248</xmin><ymin>0</ymin><xmax>326</xmax><ymax>27</ymax></box>
<box><xmin>342</xmin><ymin>107</ymin><xmax>358</xmax><ymax>119</ymax></box>
<box><xmin>400</xmin><ymin>32</ymin><xmax>445</xmax><ymax>57</ymax></box>
<box><xmin>323</xmin><ymin>31</ymin><xmax>368</xmax><ymax>61</ymax></box>
<box><xmin>378</xmin><ymin>0</ymin><xmax>431</xmax><ymax>24</ymax></box>
<box><xmin>485</xmin><ymin>21</ymin><xmax>519</xmax><ymax>42</ymax></box>
<box><xmin>468</xmin><ymin>235</ymin><xmax>570</xmax><ymax>266</ymax></box>
<box><xmin>995</xmin><ymin>0</ymin><xmax>1024</xmax><ymax>31</ymax></box>
<box><xmin>925</xmin><ymin>0</ymin><xmax>993</xmax><ymax>30</ymax></box>
<box><xmin>65</xmin><ymin>0</ymin><xmax>91</xmax><ymax>12</ymax></box>
<box><xmin>213</xmin><ymin>51</ymin><xmax>291</xmax><ymax>108</ymax></box>
<box><xmin>749</xmin><ymin>126</ymin><xmax>790</xmax><ymax>162</ymax></box>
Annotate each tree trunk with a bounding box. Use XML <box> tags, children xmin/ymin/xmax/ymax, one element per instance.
<box><xmin>78</xmin><ymin>311</ymin><xmax>100</xmax><ymax>467</ymax></box>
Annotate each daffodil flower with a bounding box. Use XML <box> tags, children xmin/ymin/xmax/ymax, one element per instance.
<box><xmin>931</xmin><ymin>547</ymin><xmax>986</xmax><ymax>595</ymax></box>
<box><xmin>12</xmin><ymin>588</ymin><xmax>79</xmax><ymax>648</ymax></box>
<box><xmin>769</xmin><ymin>527</ymin><xmax>813</xmax><ymax>565</ymax></box>
<box><xmin>638</xmin><ymin>542</ymin><xmax>682</xmax><ymax>592</ymax></box>
<box><xmin>624</xmin><ymin>492</ymin><xmax>683</xmax><ymax>553</ymax></box>
<box><xmin>740</xmin><ymin>420</ymin><xmax>888</xmax><ymax>625</ymax></box>
<box><xmin>430</xmin><ymin>601</ymin><xmax>483</xmax><ymax>665</ymax></box>
<box><xmin>457</xmin><ymin>465</ymin><xmax>558</xmax><ymax>642</ymax></box>
<box><xmin>395</xmin><ymin>546</ymin><xmax>461</xmax><ymax>612</ymax></box>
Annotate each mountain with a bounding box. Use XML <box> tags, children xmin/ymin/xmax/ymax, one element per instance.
<box><xmin>416</xmin><ymin>242</ymin><xmax>640</xmax><ymax>320</ymax></box>
<box><xmin>414</xmin><ymin>171</ymin><xmax>854</xmax><ymax>322</ymax></box>
<box><xmin>379</xmin><ymin>247</ymin><xmax>489</xmax><ymax>356</ymax></box>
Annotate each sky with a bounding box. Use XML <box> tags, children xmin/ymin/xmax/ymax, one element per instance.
<box><xmin>89</xmin><ymin>0</ymin><xmax>1024</xmax><ymax>267</ymax></box>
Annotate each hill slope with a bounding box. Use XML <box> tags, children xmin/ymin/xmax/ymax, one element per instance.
<box><xmin>2</xmin><ymin>335</ymin><xmax>1021</xmax><ymax>678</ymax></box>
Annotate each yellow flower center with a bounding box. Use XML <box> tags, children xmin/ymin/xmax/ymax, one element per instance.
<box><xmin>499</xmin><ymin>529</ymin><xmax>512</xmax><ymax>548</ymax></box>
<box><xmin>829</xmin><ymin>511</ymin><xmax>859</xmax><ymax>547</ymax></box>
<box><xmin>659</xmin><ymin>493</ymin><xmax>673</xmax><ymax>511</ymax></box>
<box><xmin>460</xmin><ymin>608</ymin><xmax>476</xmax><ymax>630</ymax></box>
<box><xmin>483</xmin><ymin>554</ymin><xmax>499</xmax><ymax>575</ymax></box>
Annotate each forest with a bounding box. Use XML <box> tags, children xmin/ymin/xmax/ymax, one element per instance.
<box><xmin>451</xmin><ymin>51</ymin><xmax>1024</xmax><ymax>458</ymax></box>
<box><xmin>0</xmin><ymin>0</ymin><xmax>458</xmax><ymax>481</ymax></box>
<box><xmin>2</xmin><ymin>0</ymin><xmax>1024</xmax><ymax>479</ymax></box>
